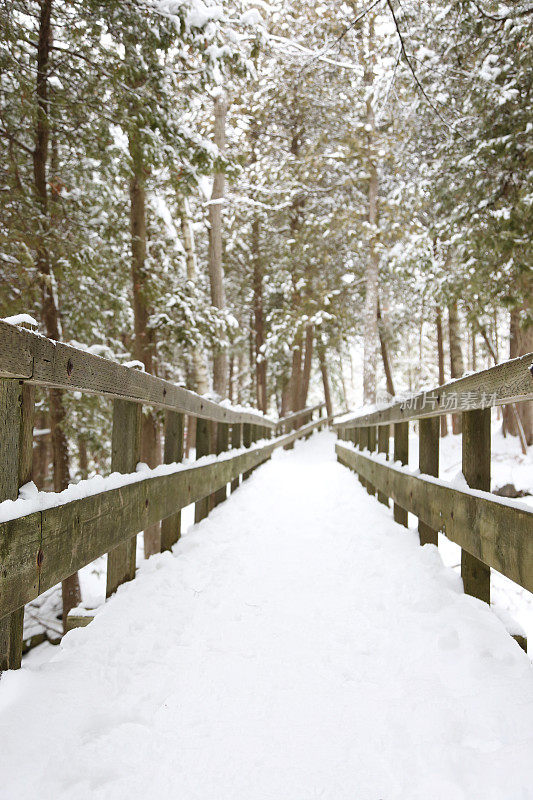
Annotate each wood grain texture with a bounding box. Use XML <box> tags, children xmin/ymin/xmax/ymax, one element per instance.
<box><xmin>336</xmin><ymin>443</ymin><xmax>533</xmax><ymax>592</ymax></box>
<box><xmin>160</xmin><ymin>411</ymin><xmax>184</xmax><ymax>552</ymax></box>
<box><xmin>276</xmin><ymin>403</ymin><xmax>325</xmax><ymax>432</ymax></box>
<box><xmin>461</xmin><ymin>409</ymin><xmax>491</xmax><ymax>603</ymax></box>
<box><xmin>106</xmin><ymin>400</ymin><xmax>142</xmax><ymax>598</ymax></box>
<box><xmin>214</xmin><ymin>423</ymin><xmax>229</xmax><ymax>506</ymax></box>
<box><xmin>0</xmin><ymin>380</ymin><xmax>34</xmax><ymax>670</ymax></box>
<box><xmin>194</xmin><ymin>417</ymin><xmax>210</xmax><ymax>522</ymax></box>
<box><xmin>0</xmin><ymin>417</ymin><xmax>328</xmax><ymax>621</ymax></box>
<box><xmin>0</xmin><ymin>321</ymin><xmax>275</xmax><ymax>428</ymax></box>
<box><xmin>393</xmin><ymin>422</ymin><xmax>409</xmax><ymax>527</ymax></box>
<box><xmin>377</xmin><ymin>425</ymin><xmax>389</xmax><ymax>506</ymax></box>
<box><xmin>418</xmin><ymin>417</ymin><xmax>439</xmax><ymax>547</ymax></box>
<box><xmin>242</xmin><ymin>423</ymin><xmax>253</xmax><ymax>480</ymax></box>
<box><xmin>332</xmin><ymin>353</ymin><xmax>533</xmax><ymax>428</ymax></box>
<box><xmin>230</xmin><ymin>423</ymin><xmax>242</xmax><ymax>492</ymax></box>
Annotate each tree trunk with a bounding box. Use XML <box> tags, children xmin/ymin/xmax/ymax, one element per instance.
<box><xmin>290</xmin><ymin>333</ymin><xmax>303</xmax><ymax>415</ymax></box>
<box><xmin>32</xmin><ymin>410</ymin><xmax>50</xmax><ymax>489</ymax></box>
<box><xmin>436</xmin><ymin>307</ymin><xmax>448</xmax><ymax>437</ymax></box>
<box><xmin>178</xmin><ymin>195</ymin><xmax>209</xmax><ymax>395</ymax></box>
<box><xmin>377</xmin><ymin>296</ymin><xmax>395</xmax><ymax>397</ymax></box>
<box><xmin>503</xmin><ymin>307</ymin><xmax>533</xmax><ymax>444</ymax></box>
<box><xmin>33</xmin><ymin>0</ymin><xmax>81</xmax><ymax>627</ymax></box>
<box><xmin>281</xmin><ymin>381</ymin><xmax>291</xmax><ymax>417</ymax></box>
<box><xmin>362</xmin><ymin>18</ymin><xmax>379</xmax><ymax>405</ymax></box>
<box><xmin>448</xmin><ymin>301</ymin><xmax>465</xmax><ymax>434</ymax></box>
<box><xmin>317</xmin><ymin>341</ymin><xmax>333</xmax><ymax>417</ymax></box>
<box><xmin>299</xmin><ymin>324</ymin><xmax>314</xmax><ymax>409</ymax></box>
<box><xmin>129</xmin><ymin>127</ymin><xmax>161</xmax><ymax>557</ymax></box>
<box><xmin>252</xmin><ymin>215</ymin><xmax>267</xmax><ymax>412</ymax></box>
<box><xmin>208</xmin><ymin>92</ymin><xmax>228</xmax><ymax>398</ymax></box>
<box><xmin>78</xmin><ymin>435</ymin><xmax>89</xmax><ymax>480</ymax></box>
<box><xmin>228</xmin><ymin>354</ymin><xmax>234</xmax><ymax>402</ymax></box>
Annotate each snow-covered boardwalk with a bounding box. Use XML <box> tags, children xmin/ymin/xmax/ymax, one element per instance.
<box><xmin>1</xmin><ymin>432</ymin><xmax>532</xmax><ymax>799</ymax></box>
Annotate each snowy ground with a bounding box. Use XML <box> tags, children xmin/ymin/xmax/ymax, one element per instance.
<box><xmin>407</xmin><ymin>424</ymin><xmax>533</xmax><ymax>648</ymax></box>
<box><xmin>2</xmin><ymin>432</ymin><xmax>533</xmax><ymax>799</ymax></box>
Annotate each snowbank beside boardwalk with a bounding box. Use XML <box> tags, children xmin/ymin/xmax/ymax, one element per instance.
<box><xmin>1</xmin><ymin>432</ymin><xmax>532</xmax><ymax>800</ymax></box>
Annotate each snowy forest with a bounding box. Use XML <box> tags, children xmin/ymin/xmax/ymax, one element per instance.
<box><xmin>1</xmin><ymin>0</ymin><xmax>532</xmax><ymax>480</ymax></box>
<box><xmin>1</xmin><ymin>3</ymin><xmax>533</xmax><ymax>795</ymax></box>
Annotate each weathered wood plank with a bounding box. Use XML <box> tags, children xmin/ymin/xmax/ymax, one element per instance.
<box><xmin>418</xmin><ymin>417</ymin><xmax>439</xmax><ymax>547</ymax></box>
<box><xmin>461</xmin><ymin>409</ymin><xmax>491</xmax><ymax>603</ymax></box>
<box><xmin>194</xmin><ymin>417</ymin><xmax>210</xmax><ymax>522</ymax></box>
<box><xmin>393</xmin><ymin>422</ymin><xmax>409</xmax><ymax>527</ymax></box>
<box><xmin>276</xmin><ymin>403</ymin><xmax>325</xmax><ymax>431</ymax></box>
<box><xmin>230</xmin><ymin>423</ymin><xmax>242</xmax><ymax>492</ymax></box>
<box><xmin>377</xmin><ymin>425</ymin><xmax>389</xmax><ymax>506</ymax></box>
<box><xmin>0</xmin><ymin>320</ymin><xmax>276</xmax><ymax>428</ymax></box>
<box><xmin>106</xmin><ymin>400</ymin><xmax>142</xmax><ymax>598</ymax></box>
<box><xmin>242</xmin><ymin>423</ymin><xmax>253</xmax><ymax>479</ymax></box>
<box><xmin>0</xmin><ymin>416</ymin><xmax>328</xmax><ymax>621</ymax></box>
<box><xmin>160</xmin><ymin>411</ymin><xmax>184</xmax><ymax>552</ymax></box>
<box><xmin>332</xmin><ymin>353</ymin><xmax>533</xmax><ymax>428</ymax></box>
<box><xmin>367</xmin><ymin>426</ymin><xmax>377</xmax><ymax>496</ymax></box>
<box><xmin>335</xmin><ymin>443</ymin><xmax>533</xmax><ymax>592</ymax></box>
<box><xmin>214</xmin><ymin>423</ymin><xmax>229</xmax><ymax>506</ymax></box>
<box><xmin>0</xmin><ymin>379</ymin><xmax>34</xmax><ymax>670</ymax></box>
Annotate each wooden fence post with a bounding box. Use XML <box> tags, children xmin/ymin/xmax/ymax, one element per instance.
<box><xmin>0</xmin><ymin>380</ymin><xmax>34</xmax><ymax>670</ymax></box>
<box><xmin>461</xmin><ymin>409</ymin><xmax>491</xmax><ymax>603</ymax></box>
<box><xmin>106</xmin><ymin>399</ymin><xmax>142</xmax><ymax>597</ymax></box>
<box><xmin>242</xmin><ymin>422</ymin><xmax>252</xmax><ymax>480</ymax></box>
<box><xmin>231</xmin><ymin>423</ymin><xmax>242</xmax><ymax>492</ymax></box>
<box><xmin>214</xmin><ymin>422</ymin><xmax>229</xmax><ymax>506</ymax></box>
<box><xmin>160</xmin><ymin>410</ymin><xmax>184</xmax><ymax>551</ymax></box>
<box><xmin>418</xmin><ymin>417</ymin><xmax>439</xmax><ymax>546</ymax></box>
<box><xmin>359</xmin><ymin>427</ymin><xmax>368</xmax><ymax>488</ymax></box>
<box><xmin>393</xmin><ymin>421</ymin><xmax>409</xmax><ymax>527</ymax></box>
<box><xmin>377</xmin><ymin>424</ymin><xmax>389</xmax><ymax>506</ymax></box>
<box><xmin>194</xmin><ymin>417</ymin><xmax>210</xmax><ymax>522</ymax></box>
<box><xmin>367</xmin><ymin>426</ymin><xmax>377</xmax><ymax>495</ymax></box>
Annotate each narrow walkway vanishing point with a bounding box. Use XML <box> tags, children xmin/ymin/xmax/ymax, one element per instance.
<box><xmin>1</xmin><ymin>432</ymin><xmax>532</xmax><ymax>800</ymax></box>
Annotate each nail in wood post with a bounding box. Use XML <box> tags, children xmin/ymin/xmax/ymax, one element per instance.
<box><xmin>366</xmin><ymin>426</ymin><xmax>377</xmax><ymax>495</ymax></box>
<box><xmin>393</xmin><ymin>421</ymin><xmax>409</xmax><ymax>527</ymax></box>
<box><xmin>418</xmin><ymin>417</ymin><xmax>439</xmax><ymax>546</ymax></box>
<box><xmin>0</xmin><ymin>380</ymin><xmax>34</xmax><ymax>671</ymax></box>
<box><xmin>214</xmin><ymin>422</ymin><xmax>229</xmax><ymax>506</ymax></box>
<box><xmin>160</xmin><ymin>411</ymin><xmax>184</xmax><ymax>552</ymax></box>
<box><xmin>231</xmin><ymin>423</ymin><xmax>242</xmax><ymax>492</ymax></box>
<box><xmin>242</xmin><ymin>423</ymin><xmax>253</xmax><ymax>479</ymax></box>
<box><xmin>194</xmin><ymin>417</ymin><xmax>210</xmax><ymax>522</ymax></box>
<box><xmin>106</xmin><ymin>399</ymin><xmax>142</xmax><ymax>597</ymax></box>
<box><xmin>377</xmin><ymin>425</ymin><xmax>389</xmax><ymax>506</ymax></box>
<box><xmin>461</xmin><ymin>409</ymin><xmax>491</xmax><ymax>603</ymax></box>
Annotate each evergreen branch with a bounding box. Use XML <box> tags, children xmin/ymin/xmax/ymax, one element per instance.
<box><xmin>0</xmin><ymin>127</ymin><xmax>34</xmax><ymax>156</ymax></box>
<box><xmin>384</xmin><ymin>0</ymin><xmax>467</xmax><ymax>140</ymax></box>
<box><xmin>472</xmin><ymin>2</ymin><xmax>533</xmax><ymax>21</ymax></box>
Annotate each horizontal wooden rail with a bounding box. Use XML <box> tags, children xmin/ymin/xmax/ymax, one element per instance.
<box><xmin>0</xmin><ymin>321</ymin><xmax>275</xmax><ymax>427</ymax></box>
<box><xmin>333</xmin><ymin>353</ymin><xmax>533</xmax><ymax>428</ymax></box>
<box><xmin>277</xmin><ymin>402</ymin><xmax>326</xmax><ymax>427</ymax></box>
<box><xmin>0</xmin><ymin>416</ymin><xmax>329</xmax><ymax>621</ymax></box>
<box><xmin>336</xmin><ymin>442</ymin><xmax>533</xmax><ymax>593</ymax></box>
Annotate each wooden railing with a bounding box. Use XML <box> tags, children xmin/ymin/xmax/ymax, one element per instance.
<box><xmin>333</xmin><ymin>354</ymin><xmax>533</xmax><ymax>651</ymax></box>
<box><xmin>276</xmin><ymin>402</ymin><xmax>326</xmax><ymax>434</ymax></box>
<box><xmin>0</xmin><ymin>320</ymin><xmax>328</xmax><ymax>670</ymax></box>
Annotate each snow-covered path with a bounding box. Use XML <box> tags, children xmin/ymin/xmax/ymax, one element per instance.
<box><xmin>1</xmin><ymin>432</ymin><xmax>532</xmax><ymax>800</ymax></box>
